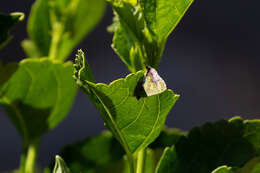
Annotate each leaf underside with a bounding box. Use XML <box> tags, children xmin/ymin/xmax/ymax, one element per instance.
<box><xmin>0</xmin><ymin>58</ymin><xmax>77</xmax><ymax>143</ymax></box>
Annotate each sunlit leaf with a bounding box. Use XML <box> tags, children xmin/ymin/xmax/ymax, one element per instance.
<box><xmin>0</xmin><ymin>58</ymin><xmax>77</xmax><ymax>144</ymax></box>
<box><xmin>23</xmin><ymin>0</ymin><xmax>105</xmax><ymax>60</ymax></box>
<box><xmin>108</xmin><ymin>0</ymin><xmax>193</xmax><ymax>71</ymax></box>
<box><xmin>74</xmin><ymin>50</ymin><xmax>179</xmax><ymax>154</ymax></box>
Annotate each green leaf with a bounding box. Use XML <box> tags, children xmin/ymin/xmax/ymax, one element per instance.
<box><xmin>155</xmin><ymin>117</ymin><xmax>260</xmax><ymax>173</ymax></box>
<box><xmin>0</xmin><ymin>61</ymin><xmax>18</xmax><ymax>88</ymax></box>
<box><xmin>149</xmin><ymin>128</ymin><xmax>186</xmax><ymax>149</ymax></box>
<box><xmin>211</xmin><ymin>166</ymin><xmax>234</xmax><ymax>173</ymax></box>
<box><xmin>45</xmin><ymin>131</ymin><xmax>160</xmax><ymax>173</ymax></box>
<box><xmin>155</xmin><ymin>146</ymin><xmax>178</xmax><ymax>173</ymax></box>
<box><xmin>0</xmin><ymin>12</ymin><xmax>24</xmax><ymax>49</ymax></box>
<box><xmin>58</xmin><ymin>131</ymin><xmax>125</xmax><ymax>172</ymax></box>
<box><xmin>0</xmin><ymin>58</ymin><xmax>77</xmax><ymax>144</ymax></box>
<box><xmin>140</xmin><ymin>0</ymin><xmax>194</xmax><ymax>41</ymax></box>
<box><xmin>23</xmin><ymin>0</ymin><xmax>105</xmax><ymax>60</ymax></box>
<box><xmin>236</xmin><ymin>157</ymin><xmax>260</xmax><ymax>173</ymax></box>
<box><xmin>74</xmin><ymin>50</ymin><xmax>179</xmax><ymax>154</ymax></box>
<box><xmin>53</xmin><ymin>156</ymin><xmax>72</xmax><ymax>173</ymax></box>
<box><xmin>243</xmin><ymin>119</ymin><xmax>260</xmax><ymax>154</ymax></box>
<box><xmin>108</xmin><ymin>0</ymin><xmax>193</xmax><ymax>72</ymax></box>
<box><xmin>252</xmin><ymin>163</ymin><xmax>260</xmax><ymax>173</ymax></box>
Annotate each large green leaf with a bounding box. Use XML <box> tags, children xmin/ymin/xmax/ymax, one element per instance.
<box><xmin>0</xmin><ymin>58</ymin><xmax>77</xmax><ymax>144</ymax></box>
<box><xmin>108</xmin><ymin>0</ymin><xmax>193</xmax><ymax>72</ymax></box>
<box><xmin>23</xmin><ymin>0</ymin><xmax>105</xmax><ymax>60</ymax></box>
<box><xmin>0</xmin><ymin>12</ymin><xmax>24</xmax><ymax>49</ymax></box>
<box><xmin>154</xmin><ymin>117</ymin><xmax>260</xmax><ymax>173</ymax></box>
<box><xmin>74</xmin><ymin>50</ymin><xmax>179</xmax><ymax>154</ymax></box>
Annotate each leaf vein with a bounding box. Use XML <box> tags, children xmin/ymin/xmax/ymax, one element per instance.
<box><xmin>120</xmin><ymin>99</ymin><xmax>145</xmax><ymax>131</ymax></box>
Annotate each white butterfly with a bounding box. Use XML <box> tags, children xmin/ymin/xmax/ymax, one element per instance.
<box><xmin>143</xmin><ymin>67</ymin><xmax>167</xmax><ymax>96</ymax></box>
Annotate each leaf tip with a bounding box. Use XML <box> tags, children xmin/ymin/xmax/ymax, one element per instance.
<box><xmin>74</xmin><ymin>49</ymin><xmax>95</xmax><ymax>88</ymax></box>
<box><xmin>10</xmin><ymin>12</ymin><xmax>25</xmax><ymax>22</ymax></box>
<box><xmin>53</xmin><ymin>155</ymin><xmax>71</xmax><ymax>173</ymax></box>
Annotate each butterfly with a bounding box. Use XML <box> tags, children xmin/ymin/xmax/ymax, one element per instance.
<box><xmin>143</xmin><ymin>67</ymin><xmax>167</xmax><ymax>96</ymax></box>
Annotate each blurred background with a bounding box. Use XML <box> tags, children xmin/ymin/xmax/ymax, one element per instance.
<box><xmin>0</xmin><ymin>0</ymin><xmax>259</xmax><ymax>171</ymax></box>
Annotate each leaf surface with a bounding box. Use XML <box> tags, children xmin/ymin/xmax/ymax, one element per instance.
<box><xmin>154</xmin><ymin>117</ymin><xmax>260</xmax><ymax>173</ymax></box>
<box><xmin>0</xmin><ymin>12</ymin><xmax>24</xmax><ymax>49</ymax></box>
<box><xmin>149</xmin><ymin>128</ymin><xmax>186</xmax><ymax>149</ymax></box>
<box><xmin>155</xmin><ymin>146</ymin><xmax>178</xmax><ymax>173</ymax></box>
<box><xmin>47</xmin><ymin>131</ymin><xmax>125</xmax><ymax>173</ymax></box>
<box><xmin>0</xmin><ymin>58</ymin><xmax>77</xmax><ymax>144</ymax></box>
<box><xmin>140</xmin><ymin>0</ymin><xmax>194</xmax><ymax>41</ymax></box>
<box><xmin>74</xmin><ymin>50</ymin><xmax>179</xmax><ymax>154</ymax></box>
<box><xmin>23</xmin><ymin>0</ymin><xmax>105</xmax><ymax>60</ymax></box>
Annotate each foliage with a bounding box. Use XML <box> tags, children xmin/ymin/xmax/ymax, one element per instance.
<box><xmin>1</xmin><ymin>0</ymin><xmax>259</xmax><ymax>173</ymax></box>
<box><xmin>22</xmin><ymin>0</ymin><xmax>105</xmax><ymax>60</ymax></box>
<box><xmin>108</xmin><ymin>0</ymin><xmax>193</xmax><ymax>72</ymax></box>
<box><xmin>0</xmin><ymin>12</ymin><xmax>24</xmax><ymax>49</ymax></box>
<box><xmin>0</xmin><ymin>0</ymin><xmax>105</xmax><ymax>172</ymax></box>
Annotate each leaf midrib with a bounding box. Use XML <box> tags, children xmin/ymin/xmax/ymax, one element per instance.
<box><xmin>90</xmin><ymin>87</ymin><xmax>133</xmax><ymax>155</ymax></box>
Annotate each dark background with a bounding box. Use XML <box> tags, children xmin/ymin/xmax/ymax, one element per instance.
<box><xmin>0</xmin><ymin>0</ymin><xmax>259</xmax><ymax>171</ymax></box>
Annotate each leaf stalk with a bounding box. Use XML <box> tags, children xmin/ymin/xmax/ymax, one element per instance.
<box><xmin>19</xmin><ymin>138</ymin><xmax>40</xmax><ymax>173</ymax></box>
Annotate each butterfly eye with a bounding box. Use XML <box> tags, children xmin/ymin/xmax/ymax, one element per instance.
<box><xmin>143</xmin><ymin>67</ymin><xmax>167</xmax><ymax>96</ymax></box>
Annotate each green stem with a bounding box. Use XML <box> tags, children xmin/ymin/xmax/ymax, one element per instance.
<box><xmin>19</xmin><ymin>138</ymin><xmax>40</xmax><ymax>173</ymax></box>
<box><xmin>126</xmin><ymin>152</ymin><xmax>135</xmax><ymax>173</ymax></box>
<box><xmin>19</xmin><ymin>149</ymin><xmax>27</xmax><ymax>173</ymax></box>
<box><xmin>136</xmin><ymin>149</ymin><xmax>145</xmax><ymax>173</ymax></box>
<box><xmin>49</xmin><ymin>22</ymin><xmax>64</xmax><ymax>60</ymax></box>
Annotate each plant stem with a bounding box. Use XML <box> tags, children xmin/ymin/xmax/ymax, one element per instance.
<box><xmin>19</xmin><ymin>138</ymin><xmax>40</xmax><ymax>173</ymax></box>
<box><xmin>126</xmin><ymin>152</ymin><xmax>135</xmax><ymax>173</ymax></box>
<box><xmin>136</xmin><ymin>149</ymin><xmax>145</xmax><ymax>173</ymax></box>
<box><xmin>49</xmin><ymin>22</ymin><xmax>64</xmax><ymax>60</ymax></box>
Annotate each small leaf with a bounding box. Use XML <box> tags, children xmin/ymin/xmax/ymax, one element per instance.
<box><xmin>74</xmin><ymin>50</ymin><xmax>179</xmax><ymax>154</ymax></box>
<box><xmin>24</xmin><ymin>0</ymin><xmax>105</xmax><ymax>60</ymax></box>
<box><xmin>211</xmin><ymin>166</ymin><xmax>234</xmax><ymax>173</ymax></box>
<box><xmin>0</xmin><ymin>59</ymin><xmax>77</xmax><ymax>144</ymax></box>
<box><xmin>57</xmin><ymin>131</ymin><xmax>125</xmax><ymax>172</ymax></box>
<box><xmin>0</xmin><ymin>12</ymin><xmax>24</xmax><ymax>49</ymax></box>
<box><xmin>155</xmin><ymin>146</ymin><xmax>178</xmax><ymax>173</ymax></box>
<box><xmin>53</xmin><ymin>156</ymin><xmax>71</xmax><ymax>173</ymax></box>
